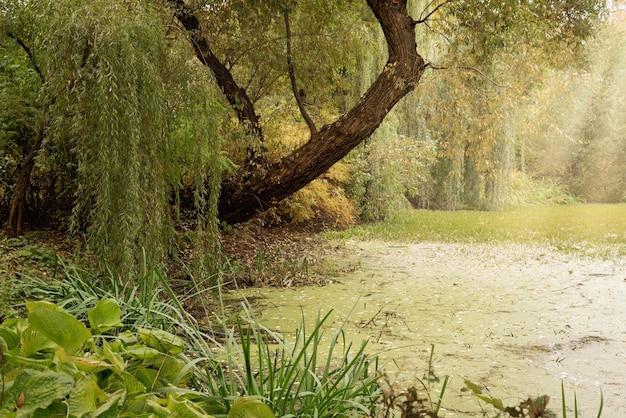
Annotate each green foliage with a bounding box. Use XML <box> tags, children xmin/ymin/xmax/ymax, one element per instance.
<box><xmin>0</xmin><ymin>299</ymin><xmax>237</xmax><ymax>417</ymax></box>
<box><xmin>228</xmin><ymin>397</ymin><xmax>276</xmax><ymax>418</ymax></box>
<box><xmin>343</xmin><ymin>0</ymin><xmax>606</xmax><ymax>216</ymax></box>
<box><xmin>508</xmin><ymin>21</ymin><xmax>626</xmax><ymax>205</ymax></box>
<box><xmin>228</xmin><ymin>307</ymin><xmax>380</xmax><ymax>417</ymax></box>
<box><xmin>443</xmin><ymin>0</ymin><xmax>606</xmax><ymax>63</ymax></box>
<box><xmin>507</xmin><ymin>172</ymin><xmax>580</xmax><ymax>206</ymax></box>
<box><xmin>270</xmin><ymin>164</ymin><xmax>357</xmax><ymax>227</ymax></box>
<box><xmin>1</xmin><ymin>0</ymin><xmax>226</xmax><ymax>278</ymax></box>
<box><xmin>1</xmin><ymin>258</ymin><xmax>380</xmax><ymax>417</ymax></box>
<box><xmin>0</xmin><ymin>29</ymin><xmax>45</xmax><ymax>222</ymax></box>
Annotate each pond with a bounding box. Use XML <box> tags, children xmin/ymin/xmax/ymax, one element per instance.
<box><xmin>236</xmin><ymin>241</ymin><xmax>626</xmax><ymax>416</ymax></box>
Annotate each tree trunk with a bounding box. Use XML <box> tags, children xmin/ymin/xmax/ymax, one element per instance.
<box><xmin>172</xmin><ymin>0</ymin><xmax>427</xmax><ymax>225</ymax></box>
<box><xmin>6</xmin><ymin>125</ymin><xmax>46</xmax><ymax>238</ymax></box>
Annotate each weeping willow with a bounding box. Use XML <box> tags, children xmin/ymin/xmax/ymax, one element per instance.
<box><xmin>10</xmin><ymin>0</ymin><xmax>224</xmax><ymax>278</ymax></box>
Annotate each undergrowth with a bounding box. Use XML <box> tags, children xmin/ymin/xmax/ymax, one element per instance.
<box><xmin>0</xmin><ymin>259</ymin><xmax>383</xmax><ymax>417</ymax></box>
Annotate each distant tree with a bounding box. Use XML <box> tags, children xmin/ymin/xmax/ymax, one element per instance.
<box><xmin>562</xmin><ymin>26</ymin><xmax>626</xmax><ymax>201</ymax></box>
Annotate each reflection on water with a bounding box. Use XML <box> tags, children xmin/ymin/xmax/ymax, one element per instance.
<box><xmin>235</xmin><ymin>241</ymin><xmax>626</xmax><ymax>417</ymax></box>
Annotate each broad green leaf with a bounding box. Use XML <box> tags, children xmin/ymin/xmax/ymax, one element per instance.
<box><xmin>136</xmin><ymin>366</ymin><xmax>160</xmax><ymax>390</ymax></box>
<box><xmin>67</xmin><ymin>375</ymin><xmax>106</xmax><ymax>417</ymax></box>
<box><xmin>101</xmin><ymin>339</ymin><xmax>125</xmax><ymax>372</ymax></box>
<box><xmin>118</xmin><ymin>370</ymin><xmax>147</xmax><ymax>395</ymax></box>
<box><xmin>91</xmin><ymin>391</ymin><xmax>123</xmax><ymax>418</ymax></box>
<box><xmin>88</xmin><ymin>298</ymin><xmax>122</xmax><ymax>334</ymax></box>
<box><xmin>72</xmin><ymin>355</ymin><xmax>114</xmax><ymax>373</ymax></box>
<box><xmin>54</xmin><ymin>347</ymin><xmax>80</xmax><ymax>376</ymax></box>
<box><xmin>123</xmin><ymin>344</ymin><xmax>162</xmax><ymax>359</ymax></box>
<box><xmin>168</xmin><ymin>394</ymin><xmax>213</xmax><ymax>418</ymax></box>
<box><xmin>28</xmin><ymin>307</ymin><xmax>91</xmax><ymax>355</ymax></box>
<box><xmin>25</xmin><ymin>300</ymin><xmax>58</xmax><ymax>313</ymax></box>
<box><xmin>195</xmin><ymin>400</ymin><xmax>227</xmax><ymax>415</ymax></box>
<box><xmin>137</xmin><ymin>327</ymin><xmax>185</xmax><ymax>355</ymax></box>
<box><xmin>144</xmin><ymin>355</ymin><xmax>188</xmax><ymax>386</ymax></box>
<box><xmin>227</xmin><ymin>397</ymin><xmax>275</xmax><ymax>418</ymax></box>
<box><xmin>20</xmin><ymin>325</ymin><xmax>56</xmax><ymax>356</ymax></box>
<box><xmin>2</xmin><ymin>351</ymin><xmax>54</xmax><ymax>368</ymax></box>
<box><xmin>0</xmin><ymin>326</ymin><xmax>20</xmax><ymax>349</ymax></box>
<box><xmin>0</xmin><ymin>370</ymin><xmax>74</xmax><ymax>416</ymax></box>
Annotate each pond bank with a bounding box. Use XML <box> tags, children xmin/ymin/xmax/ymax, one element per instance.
<box><xmin>237</xmin><ymin>240</ymin><xmax>626</xmax><ymax>416</ymax></box>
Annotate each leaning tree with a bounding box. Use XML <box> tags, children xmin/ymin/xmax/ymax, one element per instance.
<box><xmin>1</xmin><ymin>0</ymin><xmax>604</xmax><ymax>275</ymax></box>
<box><xmin>168</xmin><ymin>0</ymin><xmax>605</xmax><ymax>224</ymax></box>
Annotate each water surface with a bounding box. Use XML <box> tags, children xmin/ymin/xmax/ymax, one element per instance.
<box><xmin>237</xmin><ymin>241</ymin><xmax>626</xmax><ymax>416</ymax></box>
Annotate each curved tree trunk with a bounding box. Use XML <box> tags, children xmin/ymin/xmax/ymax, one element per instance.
<box><xmin>171</xmin><ymin>0</ymin><xmax>427</xmax><ymax>225</ymax></box>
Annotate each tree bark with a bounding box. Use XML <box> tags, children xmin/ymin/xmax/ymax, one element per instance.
<box><xmin>6</xmin><ymin>123</ymin><xmax>46</xmax><ymax>238</ymax></box>
<box><xmin>172</xmin><ymin>0</ymin><xmax>427</xmax><ymax>224</ymax></box>
<box><xmin>5</xmin><ymin>32</ymin><xmax>47</xmax><ymax>238</ymax></box>
<box><xmin>169</xmin><ymin>0</ymin><xmax>264</xmax><ymax>142</ymax></box>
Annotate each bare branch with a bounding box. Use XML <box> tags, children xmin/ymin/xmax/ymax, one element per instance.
<box><xmin>414</xmin><ymin>0</ymin><xmax>453</xmax><ymax>25</ymax></box>
<box><xmin>168</xmin><ymin>0</ymin><xmax>264</xmax><ymax>142</ymax></box>
<box><xmin>284</xmin><ymin>10</ymin><xmax>317</xmax><ymax>135</ymax></box>
<box><xmin>6</xmin><ymin>32</ymin><xmax>44</xmax><ymax>83</ymax></box>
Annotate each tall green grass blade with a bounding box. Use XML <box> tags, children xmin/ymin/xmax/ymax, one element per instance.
<box><xmin>562</xmin><ymin>381</ymin><xmax>567</xmax><ymax>418</ymax></box>
<box><xmin>435</xmin><ymin>375</ymin><xmax>449</xmax><ymax>415</ymax></box>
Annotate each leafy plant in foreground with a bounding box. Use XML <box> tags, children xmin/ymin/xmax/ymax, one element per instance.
<box><xmin>0</xmin><ymin>298</ymin><xmax>273</xmax><ymax>417</ymax></box>
<box><xmin>3</xmin><ymin>257</ymin><xmax>382</xmax><ymax>417</ymax></box>
<box><xmin>232</xmin><ymin>307</ymin><xmax>381</xmax><ymax>417</ymax></box>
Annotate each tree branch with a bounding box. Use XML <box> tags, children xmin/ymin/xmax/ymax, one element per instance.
<box><xmin>218</xmin><ymin>0</ymin><xmax>427</xmax><ymax>223</ymax></box>
<box><xmin>169</xmin><ymin>0</ymin><xmax>427</xmax><ymax>224</ymax></box>
<box><xmin>284</xmin><ymin>10</ymin><xmax>317</xmax><ymax>135</ymax></box>
<box><xmin>168</xmin><ymin>0</ymin><xmax>264</xmax><ymax>142</ymax></box>
<box><xmin>429</xmin><ymin>62</ymin><xmax>512</xmax><ymax>88</ymax></box>
<box><xmin>6</xmin><ymin>32</ymin><xmax>44</xmax><ymax>83</ymax></box>
<box><xmin>414</xmin><ymin>0</ymin><xmax>452</xmax><ymax>25</ymax></box>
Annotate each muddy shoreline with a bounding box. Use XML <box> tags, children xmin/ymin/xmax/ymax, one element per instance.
<box><xmin>239</xmin><ymin>241</ymin><xmax>626</xmax><ymax>416</ymax></box>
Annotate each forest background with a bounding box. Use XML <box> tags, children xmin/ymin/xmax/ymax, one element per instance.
<box><xmin>1</xmin><ymin>0</ymin><xmax>625</xmax><ymax>279</ymax></box>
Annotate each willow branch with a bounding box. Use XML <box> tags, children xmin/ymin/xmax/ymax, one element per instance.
<box><xmin>284</xmin><ymin>10</ymin><xmax>317</xmax><ymax>135</ymax></box>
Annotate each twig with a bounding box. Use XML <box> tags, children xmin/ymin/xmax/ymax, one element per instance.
<box><xmin>428</xmin><ymin>62</ymin><xmax>513</xmax><ymax>89</ymax></box>
<box><xmin>413</xmin><ymin>0</ymin><xmax>453</xmax><ymax>25</ymax></box>
<box><xmin>6</xmin><ymin>32</ymin><xmax>44</xmax><ymax>83</ymax></box>
<box><xmin>362</xmin><ymin>305</ymin><xmax>385</xmax><ymax>328</ymax></box>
